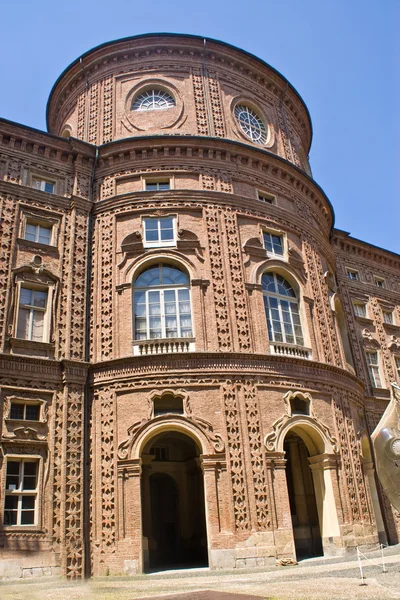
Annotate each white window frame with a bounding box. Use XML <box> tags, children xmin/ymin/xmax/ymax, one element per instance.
<box><xmin>366</xmin><ymin>351</ymin><xmax>382</xmax><ymax>388</ymax></box>
<box><xmin>382</xmin><ymin>310</ymin><xmax>394</xmax><ymax>325</ymax></box>
<box><xmin>262</xmin><ymin>272</ymin><xmax>304</xmax><ymax>347</ymax></box>
<box><xmin>15</xmin><ymin>282</ymin><xmax>53</xmax><ymax>343</ymax></box>
<box><xmin>4</xmin><ymin>458</ymin><xmax>40</xmax><ymax>527</ymax></box>
<box><xmin>31</xmin><ymin>177</ymin><xmax>55</xmax><ymax>194</ymax></box>
<box><xmin>257</xmin><ymin>189</ymin><xmax>276</xmax><ymax>205</ymax></box>
<box><xmin>353</xmin><ymin>302</ymin><xmax>367</xmax><ymax>318</ymax></box>
<box><xmin>346</xmin><ymin>269</ymin><xmax>360</xmax><ymax>281</ymax></box>
<box><xmin>133</xmin><ymin>265</ymin><xmax>193</xmax><ymax>341</ymax></box>
<box><xmin>262</xmin><ymin>229</ymin><xmax>285</xmax><ymax>258</ymax></box>
<box><xmin>24</xmin><ymin>220</ymin><xmax>53</xmax><ymax>246</ymax></box>
<box><xmin>144</xmin><ymin>178</ymin><xmax>171</xmax><ymax>192</ymax></box>
<box><xmin>143</xmin><ymin>216</ymin><xmax>177</xmax><ymax>249</ymax></box>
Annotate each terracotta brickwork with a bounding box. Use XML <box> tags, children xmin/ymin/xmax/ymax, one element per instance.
<box><xmin>0</xmin><ymin>34</ymin><xmax>398</xmax><ymax>579</ymax></box>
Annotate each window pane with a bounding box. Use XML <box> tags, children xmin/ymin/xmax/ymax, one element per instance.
<box><xmin>16</xmin><ymin>308</ymin><xmax>30</xmax><ymax>339</ymax></box>
<box><xmin>10</xmin><ymin>404</ymin><xmax>24</xmax><ymax>419</ymax></box>
<box><xmin>38</xmin><ymin>226</ymin><xmax>51</xmax><ymax>245</ymax></box>
<box><xmin>263</xmin><ymin>233</ymin><xmax>273</xmax><ymax>253</ymax></box>
<box><xmin>31</xmin><ymin>311</ymin><xmax>44</xmax><ymax>342</ymax></box>
<box><xmin>20</xmin><ymin>288</ymin><xmax>33</xmax><ymax>306</ymax></box>
<box><xmin>4</xmin><ymin>496</ymin><xmax>18</xmax><ymax>525</ymax></box>
<box><xmin>160</xmin><ymin>228</ymin><xmax>174</xmax><ymax>241</ymax></box>
<box><xmin>44</xmin><ymin>182</ymin><xmax>54</xmax><ymax>193</ymax></box>
<box><xmin>21</xmin><ymin>510</ymin><xmax>35</xmax><ymax>525</ymax></box>
<box><xmin>32</xmin><ymin>291</ymin><xmax>47</xmax><ymax>308</ymax></box>
<box><xmin>146</xmin><ymin>229</ymin><xmax>159</xmax><ymax>242</ymax></box>
<box><xmin>25</xmin><ymin>223</ymin><xmax>37</xmax><ymax>241</ymax></box>
<box><xmin>25</xmin><ymin>405</ymin><xmax>40</xmax><ymax>420</ymax></box>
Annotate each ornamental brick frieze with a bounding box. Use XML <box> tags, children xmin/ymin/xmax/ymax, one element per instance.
<box><xmin>242</xmin><ymin>380</ymin><xmax>269</xmax><ymax>529</ymax></box>
<box><xmin>99</xmin><ymin>212</ymin><xmax>114</xmax><ymax>360</ymax></box>
<box><xmin>205</xmin><ymin>206</ymin><xmax>233</xmax><ymax>350</ymax></box>
<box><xmin>303</xmin><ymin>240</ymin><xmax>342</xmax><ymax>367</ymax></box>
<box><xmin>222</xmin><ymin>380</ymin><xmax>251</xmax><ymax>531</ymax></box>
<box><xmin>102</xmin><ymin>76</ymin><xmax>114</xmax><ymax>144</ymax></box>
<box><xmin>0</xmin><ymin>195</ymin><xmax>17</xmax><ymax>349</ymax></box>
<box><xmin>332</xmin><ymin>391</ymin><xmax>371</xmax><ymax>524</ymax></box>
<box><xmin>88</xmin><ymin>82</ymin><xmax>100</xmax><ymax>145</ymax></box>
<box><xmin>98</xmin><ymin>388</ymin><xmax>116</xmax><ymax>551</ymax></box>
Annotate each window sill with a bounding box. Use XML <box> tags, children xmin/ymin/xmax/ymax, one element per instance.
<box><xmin>133</xmin><ymin>338</ymin><xmax>195</xmax><ymax>356</ymax></box>
<box><xmin>354</xmin><ymin>316</ymin><xmax>374</xmax><ymax>325</ymax></box>
<box><xmin>2</xmin><ymin>526</ymin><xmax>45</xmax><ymax>534</ymax></box>
<box><xmin>17</xmin><ymin>238</ymin><xmax>59</xmax><ymax>256</ymax></box>
<box><xmin>371</xmin><ymin>387</ymin><xmax>391</xmax><ymax>398</ymax></box>
<box><xmin>9</xmin><ymin>337</ymin><xmax>55</xmax><ymax>359</ymax></box>
<box><xmin>383</xmin><ymin>322</ymin><xmax>400</xmax><ymax>333</ymax></box>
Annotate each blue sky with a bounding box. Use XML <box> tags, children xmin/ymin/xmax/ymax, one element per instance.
<box><xmin>1</xmin><ymin>1</ymin><xmax>398</xmax><ymax>253</ymax></box>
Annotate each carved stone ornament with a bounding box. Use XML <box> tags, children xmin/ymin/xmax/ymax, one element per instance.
<box><xmin>265</xmin><ymin>391</ymin><xmax>339</xmax><ymax>454</ymax></box>
<box><xmin>118</xmin><ymin>390</ymin><xmax>225</xmax><ymax>460</ymax></box>
<box><xmin>362</xmin><ymin>328</ymin><xmax>381</xmax><ymax>349</ymax></box>
<box><xmin>2</xmin><ymin>426</ymin><xmax>46</xmax><ymax>441</ymax></box>
<box><xmin>388</xmin><ymin>335</ymin><xmax>400</xmax><ymax>353</ymax></box>
<box><xmin>282</xmin><ymin>390</ymin><xmax>315</xmax><ymax>418</ymax></box>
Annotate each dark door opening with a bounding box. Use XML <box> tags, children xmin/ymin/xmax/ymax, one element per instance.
<box><xmin>284</xmin><ymin>431</ymin><xmax>323</xmax><ymax>559</ymax></box>
<box><xmin>141</xmin><ymin>431</ymin><xmax>208</xmax><ymax>571</ymax></box>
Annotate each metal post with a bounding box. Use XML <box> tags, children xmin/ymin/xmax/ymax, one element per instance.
<box><xmin>381</xmin><ymin>544</ymin><xmax>388</xmax><ymax>573</ymax></box>
<box><xmin>357</xmin><ymin>547</ymin><xmax>367</xmax><ymax>585</ymax></box>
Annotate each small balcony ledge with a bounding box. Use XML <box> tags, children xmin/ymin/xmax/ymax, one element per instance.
<box><xmin>270</xmin><ymin>342</ymin><xmax>311</xmax><ymax>360</ymax></box>
<box><xmin>133</xmin><ymin>338</ymin><xmax>196</xmax><ymax>356</ymax></box>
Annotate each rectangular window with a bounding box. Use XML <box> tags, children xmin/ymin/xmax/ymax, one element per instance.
<box><xmin>263</xmin><ymin>231</ymin><xmax>284</xmax><ymax>256</ymax></box>
<box><xmin>143</xmin><ymin>217</ymin><xmax>175</xmax><ymax>248</ymax></box>
<box><xmin>353</xmin><ymin>302</ymin><xmax>367</xmax><ymax>318</ymax></box>
<box><xmin>24</xmin><ymin>222</ymin><xmax>52</xmax><ymax>245</ymax></box>
<box><xmin>366</xmin><ymin>351</ymin><xmax>382</xmax><ymax>388</ymax></box>
<box><xmin>145</xmin><ymin>180</ymin><xmax>170</xmax><ymax>191</ymax></box>
<box><xmin>16</xmin><ymin>287</ymin><xmax>48</xmax><ymax>342</ymax></box>
<box><xmin>32</xmin><ymin>178</ymin><xmax>55</xmax><ymax>194</ymax></box>
<box><xmin>383</xmin><ymin>311</ymin><xmax>394</xmax><ymax>324</ymax></box>
<box><xmin>375</xmin><ymin>277</ymin><xmax>385</xmax><ymax>288</ymax></box>
<box><xmin>4</xmin><ymin>459</ymin><xmax>38</xmax><ymax>526</ymax></box>
<box><xmin>258</xmin><ymin>191</ymin><xmax>275</xmax><ymax>204</ymax></box>
<box><xmin>346</xmin><ymin>269</ymin><xmax>360</xmax><ymax>281</ymax></box>
<box><xmin>9</xmin><ymin>403</ymin><xmax>40</xmax><ymax>421</ymax></box>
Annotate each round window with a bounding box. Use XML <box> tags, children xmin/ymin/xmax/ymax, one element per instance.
<box><xmin>234</xmin><ymin>104</ymin><xmax>267</xmax><ymax>145</ymax></box>
<box><xmin>132</xmin><ymin>89</ymin><xmax>175</xmax><ymax>112</ymax></box>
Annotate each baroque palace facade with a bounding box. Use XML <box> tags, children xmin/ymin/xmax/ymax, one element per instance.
<box><xmin>0</xmin><ymin>33</ymin><xmax>399</xmax><ymax>579</ymax></box>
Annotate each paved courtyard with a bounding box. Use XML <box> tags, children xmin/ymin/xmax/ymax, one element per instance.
<box><xmin>1</xmin><ymin>546</ymin><xmax>400</xmax><ymax>600</ymax></box>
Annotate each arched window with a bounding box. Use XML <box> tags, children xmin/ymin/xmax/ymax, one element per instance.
<box><xmin>132</xmin><ymin>89</ymin><xmax>175</xmax><ymax>112</ymax></box>
<box><xmin>133</xmin><ymin>264</ymin><xmax>192</xmax><ymax>340</ymax></box>
<box><xmin>262</xmin><ymin>272</ymin><xmax>304</xmax><ymax>346</ymax></box>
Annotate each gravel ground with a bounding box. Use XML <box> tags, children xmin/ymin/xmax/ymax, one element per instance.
<box><xmin>1</xmin><ymin>546</ymin><xmax>399</xmax><ymax>600</ymax></box>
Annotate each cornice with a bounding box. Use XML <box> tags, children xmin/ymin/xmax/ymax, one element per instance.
<box><xmin>0</xmin><ymin>120</ymin><xmax>96</xmax><ymax>163</ymax></box>
<box><xmin>333</xmin><ymin>230</ymin><xmax>400</xmax><ymax>268</ymax></box>
<box><xmin>94</xmin><ymin>134</ymin><xmax>334</xmax><ymax>232</ymax></box>
<box><xmin>0</xmin><ymin>180</ymin><xmax>71</xmax><ymax>210</ymax></box>
<box><xmin>88</xmin><ymin>351</ymin><xmax>364</xmax><ymax>395</ymax></box>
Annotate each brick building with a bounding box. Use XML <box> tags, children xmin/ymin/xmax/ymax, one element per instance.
<box><xmin>0</xmin><ymin>33</ymin><xmax>399</xmax><ymax>579</ymax></box>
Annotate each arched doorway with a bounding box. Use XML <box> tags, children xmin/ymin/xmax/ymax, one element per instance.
<box><xmin>284</xmin><ymin>431</ymin><xmax>323</xmax><ymax>558</ymax></box>
<box><xmin>141</xmin><ymin>430</ymin><xmax>208</xmax><ymax>571</ymax></box>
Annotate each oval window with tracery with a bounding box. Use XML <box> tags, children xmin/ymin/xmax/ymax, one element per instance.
<box><xmin>132</xmin><ymin>89</ymin><xmax>175</xmax><ymax>112</ymax></box>
<box><xmin>234</xmin><ymin>104</ymin><xmax>267</xmax><ymax>145</ymax></box>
